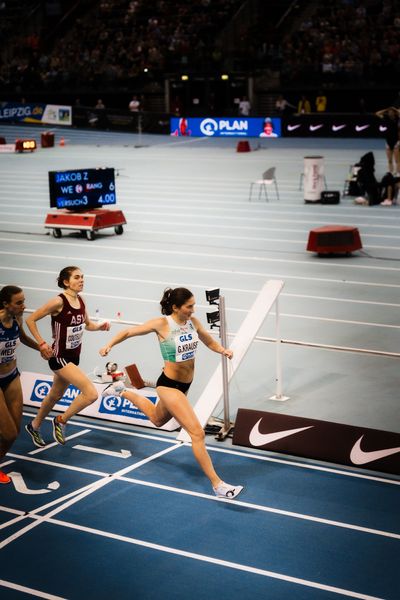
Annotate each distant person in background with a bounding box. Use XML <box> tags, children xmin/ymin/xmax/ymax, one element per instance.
<box><xmin>375</xmin><ymin>106</ymin><xmax>400</xmax><ymax>174</ymax></box>
<box><xmin>128</xmin><ymin>95</ymin><xmax>140</xmax><ymax>112</ymax></box>
<box><xmin>355</xmin><ymin>171</ymin><xmax>399</xmax><ymax>207</ymax></box>
<box><xmin>297</xmin><ymin>95</ymin><xmax>311</xmax><ymax>114</ymax></box>
<box><xmin>170</xmin><ymin>95</ymin><xmax>183</xmax><ymax>116</ymax></box>
<box><xmin>379</xmin><ymin>172</ymin><xmax>400</xmax><ymax>206</ymax></box>
<box><xmin>275</xmin><ymin>94</ymin><xmax>295</xmax><ymax>114</ymax></box>
<box><xmin>94</xmin><ymin>99</ymin><xmax>107</xmax><ymax>128</ymax></box>
<box><xmin>359</xmin><ymin>97</ymin><xmax>367</xmax><ymax>114</ymax></box>
<box><xmin>353</xmin><ymin>151</ymin><xmax>399</xmax><ymax>206</ymax></box>
<box><xmin>191</xmin><ymin>97</ymin><xmax>201</xmax><ymax>117</ymax></box>
<box><xmin>238</xmin><ymin>96</ymin><xmax>251</xmax><ymax>116</ymax></box>
<box><xmin>354</xmin><ymin>151</ymin><xmax>379</xmax><ymax>205</ymax></box>
<box><xmin>315</xmin><ymin>90</ymin><xmax>327</xmax><ymax>112</ymax></box>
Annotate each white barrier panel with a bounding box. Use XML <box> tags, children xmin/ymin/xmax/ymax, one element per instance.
<box><xmin>21</xmin><ymin>371</ymin><xmax>179</xmax><ymax>431</ymax></box>
<box><xmin>177</xmin><ymin>279</ymin><xmax>284</xmax><ymax>442</ymax></box>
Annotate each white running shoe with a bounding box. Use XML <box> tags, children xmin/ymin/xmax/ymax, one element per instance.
<box><xmin>102</xmin><ymin>381</ymin><xmax>126</xmax><ymax>397</ymax></box>
<box><xmin>380</xmin><ymin>198</ymin><xmax>393</xmax><ymax>206</ymax></box>
<box><xmin>213</xmin><ymin>481</ymin><xmax>243</xmax><ymax>499</ymax></box>
<box><xmin>354</xmin><ymin>196</ymin><xmax>368</xmax><ymax>205</ymax></box>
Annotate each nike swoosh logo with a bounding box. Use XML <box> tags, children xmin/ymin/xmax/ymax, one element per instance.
<box><xmin>287</xmin><ymin>124</ymin><xmax>301</xmax><ymax>131</ymax></box>
<box><xmin>350</xmin><ymin>435</ymin><xmax>400</xmax><ymax>465</ymax></box>
<box><xmin>309</xmin><ymin>125</ymin><xmax>323</xmax><ymax>131</ymax></box>
<box><xmin>249</xmin><ymin>419</ymin><xmax>313</xmax><ymax>447</ymax></box>
<box><xmin>379</xmin><ymin>125</ymin><xmax>387</xmax><ymax>132</ymax></box>
<box><xmin>355</xmin><ymin>125</ymin><xmax>369</xmax><ymax>131</ymax></box>
<box><xmin>332</xmin><ymin>124</ymin><xmax>346</xmax><ymax>131</ymax></box>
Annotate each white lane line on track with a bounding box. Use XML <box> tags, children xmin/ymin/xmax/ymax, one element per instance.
<box><xmin>0</xmin><ymin>579</ymin><xmax>66</xmax><ymax>600</ymax></box>
<box><xmin>5</xmin><ymin>452</ymin><xmax>108</xmax><ymax>478</ymax></box>
<box><xmin>6</xmin><ymin>284</ymin><xmax>400</xmax><ymax>330</ymax></box>
<box><xmin>40</xmin><ymin>518</ymin><xmax>386</xmax><ymax>600</ymax></box>
<box><xmin>17</xmin><ymin>413</ymin><xmax>400</xmax><ymax>485</ymax></box>
<box><xmin>116</xmin><ymin>475</ymin><xmax>400</xmax><ymax>540</ymax></box>
<box><xmin>2</xmin><ymin>251</ymin><xmax>400</xmax><ymax>289</ymax></box>
<box><xmin>3</xmin><ymin>263</ymin><xmax>400</xmax><ymax>306</ymax></box>
<box><xmin>0</xmin><ymin>443</ymin><xmax>182</xmax><ymax>550</ymax></box>
<box><xmin>1</xmin><ymin>236</ymin><xmax>400</xmax><ymax>272</ymax></box>
<box><xmin>205</xmin><ymin>444</ymin><xmax>400</xmax><ymax>486</ymax></box>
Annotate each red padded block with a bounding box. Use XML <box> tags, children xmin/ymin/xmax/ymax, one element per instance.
<box><xmin>307</xmin><ymin>225</ymin><xmax>362</xmax><ymax>254</ymax></box>
<box><xmin>44</xmin><ymin>209</ymin><xmax>126</xmax><ymax>231</ymax></box>
<box><xmin>125</xmin><ymin>363</ymin><xmax>145</xmax><ymax>389</ymax></box>
<box><xmin>236</xmin><ymin>140</ymin><xmax>250</xmax><ymax>152</ymax></box>
<box><xmin>41</xmin><ymin>132</ymin><xmax>54</xmax><ymax>148</ymax></box>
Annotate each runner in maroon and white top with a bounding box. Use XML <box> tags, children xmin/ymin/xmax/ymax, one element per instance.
<box><xmin>51</xmin><ymin>293</ymin><xmax>86</xmax><ymax>365</ymax></box>
<box><xmin>25</xmin><ymin>266</ymin><xmax>110</xmax><ymax>447</ymax></box>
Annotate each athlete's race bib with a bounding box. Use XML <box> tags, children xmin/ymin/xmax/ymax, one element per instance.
<box><xmin>0</xmin><ymin>338</ymin><xmax>20</xmax><ymax>364</ymax></box>
<box><xmin>174</xmin><ymin>332</ymin><xmax>198</xmax><ymax>362</ymax></box>
<box><xmin>66</xmin><ymin>324</ymin><xmax>84</xmax><ymax>350</ymax></box>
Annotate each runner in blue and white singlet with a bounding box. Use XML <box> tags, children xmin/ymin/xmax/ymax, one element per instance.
<box><xmin>0</xmin><ymin>318</ymin><xmax>20</xmax><ymax>368</ymax></box>
<box><xmin>0</xmin><ymin>285</ymin><xmax>40</xmax><ymax>484</ymax></box>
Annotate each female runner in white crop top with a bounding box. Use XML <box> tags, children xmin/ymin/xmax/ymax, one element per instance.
<box><xmin>99</xmin><ymin>287</ymin><xmax>243</xmax><ymax>499</ymax></box>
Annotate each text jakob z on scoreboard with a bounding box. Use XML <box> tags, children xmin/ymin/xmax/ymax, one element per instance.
<box><xmin>45</xmin><ymin>167</ymin><xmax>126</xmax><ymax>240</ymax></box>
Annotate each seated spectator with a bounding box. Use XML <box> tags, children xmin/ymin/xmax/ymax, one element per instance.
<box><xmin>354</xmin><ymin>152</ymin><xmax>399</xmax><ymax>206</ymax></box>
<box><xmin>354</xmin><ymin>152</ymin><xmax>380</xmax><ymax>205</ymax></box>
<box><xmin>379</xmin><ymin>172</ymin><xmax>400</xmax><ymax>206</ymax></box>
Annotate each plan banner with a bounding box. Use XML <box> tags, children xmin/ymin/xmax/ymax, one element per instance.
<box><xmin>170</xmin><ymin>116</ymin><xmax>281</xmax><ymax>137</ymax></box>
<box><xmin>21</xmin><ymin>371</ymin><xmax>179</xmax><ymax>431</ymax></box>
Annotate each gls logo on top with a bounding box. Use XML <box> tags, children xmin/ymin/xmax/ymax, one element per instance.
<box><xmin>99</xmin><ymin>393</ymin><xmax>157</xmax><ymax>420</ymax></box>
<box><xmin>30</xmin><ymin>379</ymin><xmax>80</xmax><ymax>406</ymax></box>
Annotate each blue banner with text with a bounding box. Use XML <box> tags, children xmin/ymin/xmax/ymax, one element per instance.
<box><xmin>170</xmin><ymin>116</ymin><xmax>281</xmax><ymax>138</ymax></box>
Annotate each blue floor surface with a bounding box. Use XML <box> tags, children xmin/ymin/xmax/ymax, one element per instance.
<box><xmin>1</xmin><ymin>415</ymin><xmax>399</xmax><ymax>600</ymax></box>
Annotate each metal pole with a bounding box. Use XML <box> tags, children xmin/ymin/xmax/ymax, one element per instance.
<box><xmin>218</xmin><ymin>295</ymin><xmax>233</xmax><ymax>438</ymax></box>
<box><xmin>269</xmin><ymin>296</ymin><xmax>289</xmax><ymax>401</ymax></box>
<box><xmin>138</xmin><ymin>113</ymin><xmax>142</xmax><ymax>146</ymax></box>
<box><xmin>247</xmin><ymin>76</ymin><xmax>254</xmax><ymax>111</ymax></box>
<box><xmin>165</xmin><ymin>78</ymin><xmax>170</xmax><ymax>113</ymax></box>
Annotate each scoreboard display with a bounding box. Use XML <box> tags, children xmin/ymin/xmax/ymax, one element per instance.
<box><xmin>48</xmin><ymin>168</ymin><xmax>116</xmax><ymax>210</ymax></box>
